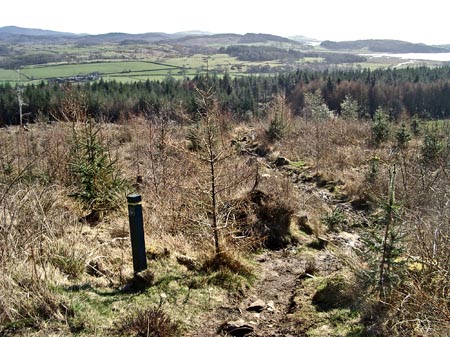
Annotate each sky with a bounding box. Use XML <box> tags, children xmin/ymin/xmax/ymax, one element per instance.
<box><xmin>1</xmin><ymin>0</ymin><xmax>448</xmax><ymax>45</ymax></box>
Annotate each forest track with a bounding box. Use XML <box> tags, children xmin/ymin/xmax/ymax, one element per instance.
<box><xmin>190</xmin><ymin>247</ymin><xmax>344</xmax><ymax>336</ymax></box>
<box><xmin>189</xmin><ymin>155</ymin><xmax>360</xmax><ymax>336</ymax></box>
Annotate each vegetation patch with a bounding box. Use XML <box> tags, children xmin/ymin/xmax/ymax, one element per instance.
<box><xmin>111</xmin><ymin>307</ymin><xmax>181</xmax><ymax>337</ymax></box>
<box><xmin>312</xmin><ymin>274</ymin><xmax>358</xmax><ymax>311</ymax></box>
<box><xmin>202</xmin><ymin>252</ymin><xmax>255</xmax><ymax>293</ymax></box>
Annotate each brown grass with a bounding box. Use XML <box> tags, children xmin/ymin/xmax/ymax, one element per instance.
<box><xmin>111</xmin><ymin>307</ymin><xmax>181</xmax><ymax>337</ymax></box>
<box><xmin>0</xmin><ymin>110</ymin><xmax>448</xmax><ymax>336</ymax></box>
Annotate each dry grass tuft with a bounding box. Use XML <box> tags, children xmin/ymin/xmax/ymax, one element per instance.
<box><xmin>111</xmin><ymin>307</ymin><xmax>181</xmax><ymax>337</ymax></box>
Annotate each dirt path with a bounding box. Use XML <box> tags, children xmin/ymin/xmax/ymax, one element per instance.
<box><xmin>190</xmin><ymin>246</ymin><xmax>344</xmax><ymax>337</ymax></box>
<box><xmin>189</xmin><ymin>157</ymin><xmax>362</xmax><ymax>336</ymax></box>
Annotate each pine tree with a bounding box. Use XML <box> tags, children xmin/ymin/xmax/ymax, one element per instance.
<box><xmin>70</xmin><ymin>118</ymin><xmax>126</xmax><ymax>221</ymax></box>
<box><xmin>303</xmin><ymin>89</ymin><xmax>333</xmax><ymax>120</ymax></box>
<box><xmin>266</xmin><ymin>93</ymin><xmax>292</xmax><ymax>141</ymax></box>
<box><xmin>421</xmin><ymin>131</ymin><xmax>442</xmax><ymax>165</ymax></box>
<box><xmin>372</xmin><ymin>107</ymin><xmax>390</xmax><ymax>146</ymax></box>
<box><xmin>340</xmin><ymin>94</ymin><xmax>359</xmax><ymax>120</ymax></box>
<box><xmin>188</xmin><ymin>86</ymin><xmax>226</xmax><ymax>255</ymax></box>
<box><xmin>360</xmin><ymin>166</ymin><xmax>405</xmax><ymax>300</ymax></box>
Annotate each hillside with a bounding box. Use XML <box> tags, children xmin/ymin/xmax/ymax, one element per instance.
<box><xmin>0</xmin><ymin>25</ymin><xmax>77</xmax><ymax>36</ymax></box>
<box><xmin>1</xmin><ymin>26</ymin><xmax>450</xmax><ymax>85</ymax></box>
<box><xmin>160</xmin><ymin>33</ymin><xmax>305</xmax><ymax>48</ymax></box>
<box><xmin>320</xmin><ymin>39</ymin><xmax>448</xmax><ymax>53</ymax></box>
<box><xmin>0</xmin><ymin>26</ymin><xmax>304</xmax><ymax>48</ymax></box>
<box><xmin>1</xmin><ymin>26</ymin><xmax>448</xmax><ymax>54</ymax></box>
<box><xmin>0</xmin><ymin>96</ymin><xmax>448</xmax><ymax>336</ymax></box>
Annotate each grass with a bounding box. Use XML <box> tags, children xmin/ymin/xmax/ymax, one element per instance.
<box><xmin>0</xmin><ymin>50</ymin><xmax>372</xmax><ymax>85</ymax></box>
<box><xmin>111</xmin><ymin>307</ymin><xmax>181</xmax><ymax>337</ymax></box>
<box><xmin>2</xmin><ymin>53</ymin><xmax>256</xmax><ymax>84</ymax></box>
<box><xmin>0</xmin><ymin>68</ymin><xmax>20</xmax><ymax>82</ymax></box>
<box><xmin>423</xmin><ymin>118</ymin><xmax>450</xmax><ymax>133</ymax></box>
<box><xmin>288</xmin><ymin>274</ymin><xmax>364</xmax><ymax>337</ymax></box>
<box><xmin>48</xmin><ymin>256</ymin><xmax>231</xmax><ymax>335</ymax></box>
<box><xmin>1</xmin><ymin>110</ymin><xmax>448</xmax><ymax>335</ymax></box>
<box><xmin>19</xmin><ymin>61</ymin><xmax>182</xmax><ymax>81</ymax></box>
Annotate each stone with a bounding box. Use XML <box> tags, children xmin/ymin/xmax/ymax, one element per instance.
<box><xmin>274</xmin><ymin>156</ymin><xmax>290</xmax><ymax>166</ymax></box>
<box><xmin>247</xmin><ymin>299</ymin><xmax>266</xmax><ymax>312</ymax></box>
<box><xmin>221</xmin><ymin>319</ymin><xmax>254</xmax><ymax>337</ymax></box>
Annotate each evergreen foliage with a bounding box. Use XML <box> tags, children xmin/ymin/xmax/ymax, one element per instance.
<box><xmin>70</xmin><ymin>119</ymin><xmax>126</xmax><ymax>215</ymax></box>
<box><xmin>360</xmin><ymin>167</ymin><xmax>405</xmax><ymax>300</ymax></box>
<box><xmin>421</xmin><ymin>131</ymin><xmax>442</xmax><ymax>165</ymax></box>
<box><xmin>372</xmin><ymin>107</ymin><xmax>390</xmax><ymax>146</ymax></box>
<box><xmin>321</xmin><ymin>207</ymin><xmax>347</xmax><ymax>232</ymax></box>
<box><xmin>394</xmin><ymin>123</ymin><xmax>411</xmax><ymax>150</ymax></box>
<box><xmin>303</xmin><ymin>90</ymin><xmax>333</xmax><ymax>120</ymax></box>
<box><xmin>3</xmin><ymin>66</ymin><xmax>450</xmax><ymax>126</ymax></box>
<box><xmin>340</xmin><ymin>94</ymin><xmax>359</xmax><ymax>120</ymax></box>
<box><xmin>266</xmin><ymin>94</ymin><xmax>292</xmax><ymax>141</ymax></box>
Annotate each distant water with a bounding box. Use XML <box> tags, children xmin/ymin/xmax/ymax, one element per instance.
<box><xmin>361</xmin><ymin>53</ymin><xmax>450</xmax><ymax>62</ymax></box>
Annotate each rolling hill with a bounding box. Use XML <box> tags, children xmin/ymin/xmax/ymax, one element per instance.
<box><xmin>1</xmin><ymin>26</ymin><xmax>448</xmax><ymax>54</ymax></box>
<box><xmin>320</xmin><ymin>39</ymin><xmax>448</xmax><ymax>53</ymax></box>
<box><xmin>0</xmin><ymin>25</ymin><xmax>78</xmax><ymax>36</ymax></box>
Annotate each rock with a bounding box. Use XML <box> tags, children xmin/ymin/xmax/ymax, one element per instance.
<box><xmin>247</xmin><ymin>299</ymin><xmax>266</xmax><ymax>312</ymax></box>
<box><xmin>274</xmin><ymin>156</ymin><xmax>290</xmax><ymax>166</ymax></box>
<box><xmin>220</xmin><ymin>319</ymin><xmax>254</xmax><ymax>337</ymax></box>
<box><xmin>267</xmin><ymin>300</ymin><xmax>275</xmax><ymax>312</ymax></box>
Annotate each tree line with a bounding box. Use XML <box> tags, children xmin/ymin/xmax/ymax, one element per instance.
<box><xmin>2</xmin><ymin>65</ymin><xmax>450</xmax><ymax>126</ymax></box>
<box><xmin>219</xmin><ymin>45</ymin><xmax>366</xmax><ymax>64</ymax></box>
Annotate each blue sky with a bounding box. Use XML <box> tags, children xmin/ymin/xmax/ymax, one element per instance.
<box><xmin>1</xmin><ymin>0</ymin><xmax>448</xmax><ymax>45</ymax></box>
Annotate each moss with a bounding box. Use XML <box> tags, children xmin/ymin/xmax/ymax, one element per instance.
<box><xmin>312</xmin><ymin>275</ymin><xmax>356</xmax><ymax>311</ymax></box>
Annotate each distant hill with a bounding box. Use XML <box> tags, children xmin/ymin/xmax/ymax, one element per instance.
<box><xmin>320</xmin><ymin>39</ymin><xmax>448</xmax><ymax>53</ymax></box>
<box><xmin>166</xmin><ymin>33</ymin><xmax>242</xmax><ymax>46</ymax></box>
<box><xmin>75</xmin><ymin>32</ymin><xmax>173</xmax><ymax>44</ymax></box>
<box><xmin>166</xmin><ymin>33</ymin><xmax>303</xmax><ymax>48</ymax></box>
<box><xmin>0</xmin><ymin>27</ymin><xmax>303</xmax><ymax>48</ymax></box>
<box><xmin>1</xmin><ymin>26</ymin><xmax>446</xmax><ymax>55</ymax></box>
<box><xmin>0</xmin><ymin>25</ymin><xmax>76</xmax><ymax>36</ymax></box>
<box><xmin>238</xmin><ymin>33</ymin><xmax>299</xmax><ymax>44</ymax></box>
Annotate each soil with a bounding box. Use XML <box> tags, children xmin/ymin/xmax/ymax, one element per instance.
<box><xmin>190</xmin><ymin>248</ymin><xmax>348</xmax><ymax>337</ymax></box>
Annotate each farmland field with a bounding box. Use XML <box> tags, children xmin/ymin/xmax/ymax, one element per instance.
<box><xmin>1</xmin><ymin>35</ymin><xmax>447</xmax><ymax>85</ymax></box>
<box><xmin>19</xmin><ymin>61</ymin><xmax>182</xmax><ymax>81</ymax></box>
<box><xmin>1</xmin><ymin>53</ymin><xmax>298</xmax><ymax>84</ymax></box>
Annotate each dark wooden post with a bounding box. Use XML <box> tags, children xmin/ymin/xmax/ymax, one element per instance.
<box><xmin>127</xmin><ymin>193</ymin><xmax>147</xmax><ymax>273</ymax></box>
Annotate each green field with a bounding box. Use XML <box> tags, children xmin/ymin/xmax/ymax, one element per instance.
<box><xmin>0</xmin><ymin>68</ymin><xmax>20</xmax><ymax>82</ymax></box>
<box><xmin>1</xmin><ymin>53</ymin><xmax>292</xmax><ymax>84</ymax></box>
<box><xmin>0</xmin><ymin>47</ymin><xmax>435</xmax><ymax>85</ymax></box>
<box><xmin>19</xmin><ymin>61</ymin><xmax>181</xmax><ymax>80</ymax></box>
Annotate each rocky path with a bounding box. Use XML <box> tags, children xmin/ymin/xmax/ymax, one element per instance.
<box><xmin>190</xmin><ymin>247</ymin><xmax>344</xmax><ymax>337</ymax></box>
<box><xmin>189</xmin><ymin>157</ymin><xmax>362</xmax><ymax>337</ymax></box>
